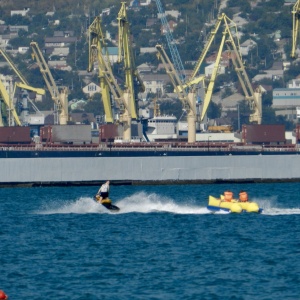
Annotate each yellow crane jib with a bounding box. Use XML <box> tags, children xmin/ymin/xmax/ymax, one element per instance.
<box><xmin>291</xmin><ymin>0</ymin><xmax>300</xmax><ymax>58</ymax></box>
<box><xmin>30</xmin><ymin>41</ymin><xmax>69</xmax><ymax>125</ymax></box>
<box><xmin>0</xmin><ymin>49</ymin><xmax>29</xmax><ymax>85</ymax></box>
<box><xmin>0</xmin><ymin>48</ymin><xmax>45</xmax><ymax>125</ymax></box>
<box><xmin>190</xmin><ymin>13</ymin><xmax>262</xmax><ymax>124</ymax></box>
<box><xmin>88</xmin><ymin>14</ymin><xmax>134</xmax><ymax>141</ymax></box>
<box><xmin>155</xmin><ymin>44</ymin><xmax>196</xmax><ymax>143</ymax></box>
<box><xmin>117</xmin><ymin>2</ymin><xmax>144</xmax><ymax>120</ymax></box>
<box><xmin>0</xmin><ymin>79</ymin><xmax>21</xmax><ymax>126</ymax></box>
<box><xmin>15</xmin><ymin>83</ymin><xmax>45</xmax><ymax>95</ymax></box>
<box><xmin>88</xmin><ymin>16</ymin><xmax>114</xmax><ymax>124</ymax></box>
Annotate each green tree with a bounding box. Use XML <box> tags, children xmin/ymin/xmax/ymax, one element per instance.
<box><xmin>9</xmin><ymin>36</ymin><xmax>31</xmax><ymax>48</ymax></box>
<box><xmin>159</xmin><ymin>99</ymin><xmax>182</xmax><ymax>120</ymax></box>
<box><xmin>3</xmin><ymin>14</ymin><xmax>30</xmax><ymax>25</ymax></box>
<box><xmin>207</xmin><ymin>102</ymin><xmax>222</xmax><ymax>119</ymax></box>
<box><xmin>262</xmin><ymin>91</ymin><xmax>273</xmax><ymax>107</ymax></box>
<box><xmin>262</xmin><ymin>106</ymin><xmax>277</xmax><ymax>124</ymax></box>
<box><xmin>84</xmin><ymin>94</ymin><xmax>104</xmax><ymax>116</ymax></box>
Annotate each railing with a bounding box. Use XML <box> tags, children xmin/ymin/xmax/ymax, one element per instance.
<box><xmin>1</xmin><ymin>142</ymin><xmax>299</xmax><ymax>153</ymax></box>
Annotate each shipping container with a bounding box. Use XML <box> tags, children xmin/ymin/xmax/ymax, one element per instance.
<box><xmin>100</xmin><ymin>124</ymin><xmax>118</xmax><ymax>142</ymax></box>
<box><xmin>40</xmin><ymin>125</ymin><xmax>91</xmax><ymax>144</ymax></box>
<box><xmin>242</xmin><ymin>124</ymin><xmax>285</xmax><ymax>144</ymax></box>
<box><xmin>0</xmin><ymin>126</ymin><xmax>31</xmax><ymax>144</ymax></box>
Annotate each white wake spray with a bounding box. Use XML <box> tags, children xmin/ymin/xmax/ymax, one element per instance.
<box><xmin>252</xmin><ymin>196</ymin><xmax>300</xmax><ymax>215</ymax></box>
<box><xmin>34</xmin><ymin>192</ymin><xmax>300</xmax><ymax>215</ymax></box>
<box><xmin>35</xmin><ymin>192</ymin><xmax>212</xmax><ymax>215</ymax></box>
<box><xmin>115</xmin><ymin>191</ymin><xmax>211</xmax><ymax>214</ymax></box>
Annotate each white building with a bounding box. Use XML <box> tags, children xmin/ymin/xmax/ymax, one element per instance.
<box><xmin>273</xmin><ymin>88</ymin><xmax>300</xmax><ymax>108</ymax></box>
<box><xmin>18</xmin><ymin>47</ymin><xmax>29</xmax><ymax>54</ymax></box>
<box><xmin>140</xmin><ymin>74</ymin><xmax>170</xmax><ymax>94</ymax></box>
<box><xmin>287</xmin><ymin>78</ymin><xmax>300</xmax><ymax>88</ymax></box>
<box><xmin>205</xmin><ymin>63</ymin><xmax>226</xmax><ymax>77</ymax></box>
<box><xmin>240</xmin><ymin>39</ymin><xmax>257</xmax><ymax>56</ymax></box>
<box><xmin>11</xmin><ymin>8</ymin><xmax>30</xmax><ymax>17</ymax></box>
<box><xmin>140</xmin><ymin>0</ymin><xmax>152</xmax><ymax>6</ymax></box>
<box><xmin>82</xmin><ymin>82</ymin><xmax>101</xmax><ymax>98</ymax></box>
<box><xmin>140</xmin><ymin>47</ymin><xmax>157</xmax><ymax>54</ymax></box>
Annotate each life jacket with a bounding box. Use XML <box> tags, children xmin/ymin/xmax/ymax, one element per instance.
<box><xmin>239</xmin><ymin>192</ymin><xmax>248</xmax><ymax>202</ymax></box>
<box><xmin>224</xmin><ymin>191</ymin><xmax>233</xmax><ymax>202</ymax></box>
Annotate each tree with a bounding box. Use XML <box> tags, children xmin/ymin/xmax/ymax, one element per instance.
<box><xmin>9</xmin><ymin>36</ymin><xmax>31</xmax><ymax>48</ymax></box>
<box><xmin>3</xmin><ymin>14</ymin><xmax>30</xmax><ymax>25</ymax></box>
<box><xmin>31</xmin><ymin>14</ymin><xmax>49</xmax><ymax>28</ymax></box>
<box><xmin>159</xmin><ymin>99</ymin><xmax>183</xmax><ymax>120</ymax></box>
<box><xmin>84</xmin><ymin>93</ymin><xmax>104</xmax><ymax>116</ymax></box>
<box><xmin>207</xmin><ymin>102</ymin><xmax>222</xmax><ymax>119</ymax></box>
<box><xmin>262</xmin><ymin>91</ymin><xmax>273</xmax><ymax>107</ymax></box>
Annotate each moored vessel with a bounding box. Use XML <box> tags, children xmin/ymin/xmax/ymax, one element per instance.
<box><xmin>1</xmin><ymin>141</ymin><xmax>300</xmax><ymax>187</ymax></box>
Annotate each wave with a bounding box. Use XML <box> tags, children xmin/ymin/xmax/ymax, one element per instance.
<box><xmin>252</xmin><ymin>197</ymin><xmax>300</xmax><ymax>215</ymax></box>
<box><xmin>35</xmin><ymin>192</ymin><xmax>213</xmax><ymax>215</ymax></box>
<box><xmin>35</xmin><ymin>197</ymin><xmax>105</xmax><ymax>215</ymax></box>
<box><xmin>35</xmin><ymin>192</ymin><xmax>300</xmax><ymax>215</ymax></box>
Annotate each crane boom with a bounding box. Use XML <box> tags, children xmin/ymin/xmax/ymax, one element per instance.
<box><xmin>198</xmin><ymin>14</ymin><xmax>262</xmax><ymax>124</ymax></box>
<box><xmin>0</xmin><ymin>48</ymin><xmax>45</xmax><ymax>122</ymax></box>
<box><xmin>0</xmin><ymin>49</ymin><xmax>28</xmax><ymax>85</ymax></box>
<box><xmin>117</xmin><ymin>2</ymin><xmax>144</xmax><ymax>121</ymax></box>
<box><xmin>291</xmin><ymin>0</ymin><xmax>300</xmax><ymax>58</ymax></box>
<box><xmin>155</xmin><ymin>0</ymin><xmax>186</xmax><ymax>82</ymax></box>
<box><xmin>190</xmin><ymin>15</ymin><xmax>224</xmax><ymax>80</ymax></box>
<box><xmin>88</xmin><ymin>17</ymin><xmax>129</xmax><ymax>115</ymax></box>
<box><xmin>225</xmin><ymin>40</ymin><xmax>262</xmax><ymax>124</ymax></box>
<box><xmin>88</xmin><ymin>16</ymin><xmax>115</xmax><ymax>123</ymax></box>
<box><xmin>0</xmin><ymin>78</ymin><xmax>21</xmax><ymax>126</ymax></box>
<box><xmin>30</xmin><ymin>42</ymin><xmax>69</xmax><ymax>125</ymax></box>
<box><xmin>156</xmin><ymin>44</ymin><xmax>196</xmax><ymax>143</ymax></box>
<box><xmin>88</xmin><ymin>12</ymin><xmax>138</xmax><ymax>142</ymax></box>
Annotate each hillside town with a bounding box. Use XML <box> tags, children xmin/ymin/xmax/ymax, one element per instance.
<box><xmin>1</xmin><ymin>0</ymin><xmax>300</xmax><ymax>143</ymax></box>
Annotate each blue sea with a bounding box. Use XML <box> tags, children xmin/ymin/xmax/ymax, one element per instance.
<box><xmin>1</xmin><ymin>182</ymin><xmax>300</xmax><ymax>300</ymax></box>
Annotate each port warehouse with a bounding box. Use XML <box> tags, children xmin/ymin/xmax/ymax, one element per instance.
<box><xmin>1</xmin><ymin>124</ymin><xmax>300</xmax><ymax>186</ymax></box>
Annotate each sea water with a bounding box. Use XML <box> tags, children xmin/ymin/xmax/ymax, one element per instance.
<box><xmin>0</xmin><ymin>183</ymin><xmax>299</xmax><ymax>300</ymax></box>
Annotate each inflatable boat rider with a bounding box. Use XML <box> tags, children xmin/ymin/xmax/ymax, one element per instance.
<box><xmin>239</xmin><ymin>190</ymin><xmax>248</xmax><ymax>202</ymax></box>
<box><xmin>223</xmin><ymin>190</ymin><xmax>234</xmax><ymax>202</ymax></box>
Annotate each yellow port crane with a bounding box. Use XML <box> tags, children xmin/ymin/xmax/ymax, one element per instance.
<box><xmin>0</xmin><ymin>49</ymin><xmax>45</xmax><ymax>125</ymax></box>
<box><xmin>117</xmin><ymin>2</ymin><xmax>145</xmax><ymax>121</ymax></box>
<box><xmin>30</xmin><ymin>42</ymin><xmax>69</xmax><ymax>125</ymax></box>
<box><xmin>0</xmin><ymin>77</ymin><xmax>21</xmax><ymax>126</ymax></box>
<box><xmin>88</xmin><ymin>16</ymin><xmax>114</xmax><ymax>124</ymax></box>
<box><xmin>156</xmin><ymin>44</ymin><xmax>197</xmax><ymax>143</ymax></box>
<box><xmin>187</xmin><ymin>13</ymin><xmax>262</xmax><ymax>124</ymax></box>
<box><xmin>88</xmin><ymin>16</ymin><xmax>133</xmax><ymax>141</ymax></box>
<box><xmin>291</xmin><ymin>0</ymin><xmax>300</xmax><ymax>58</ymax></box>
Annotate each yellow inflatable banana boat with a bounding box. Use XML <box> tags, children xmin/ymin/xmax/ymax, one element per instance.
<box><xmin>207</xmin><ymin>195</ymin><xmax>262</xmax><ymax>213</ymax></box>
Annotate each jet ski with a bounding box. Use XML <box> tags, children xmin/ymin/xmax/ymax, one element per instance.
<box><xmin>94</xmin><ymin>194</ymin><xmax>120</xmax><ymax>212</ymax></box>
